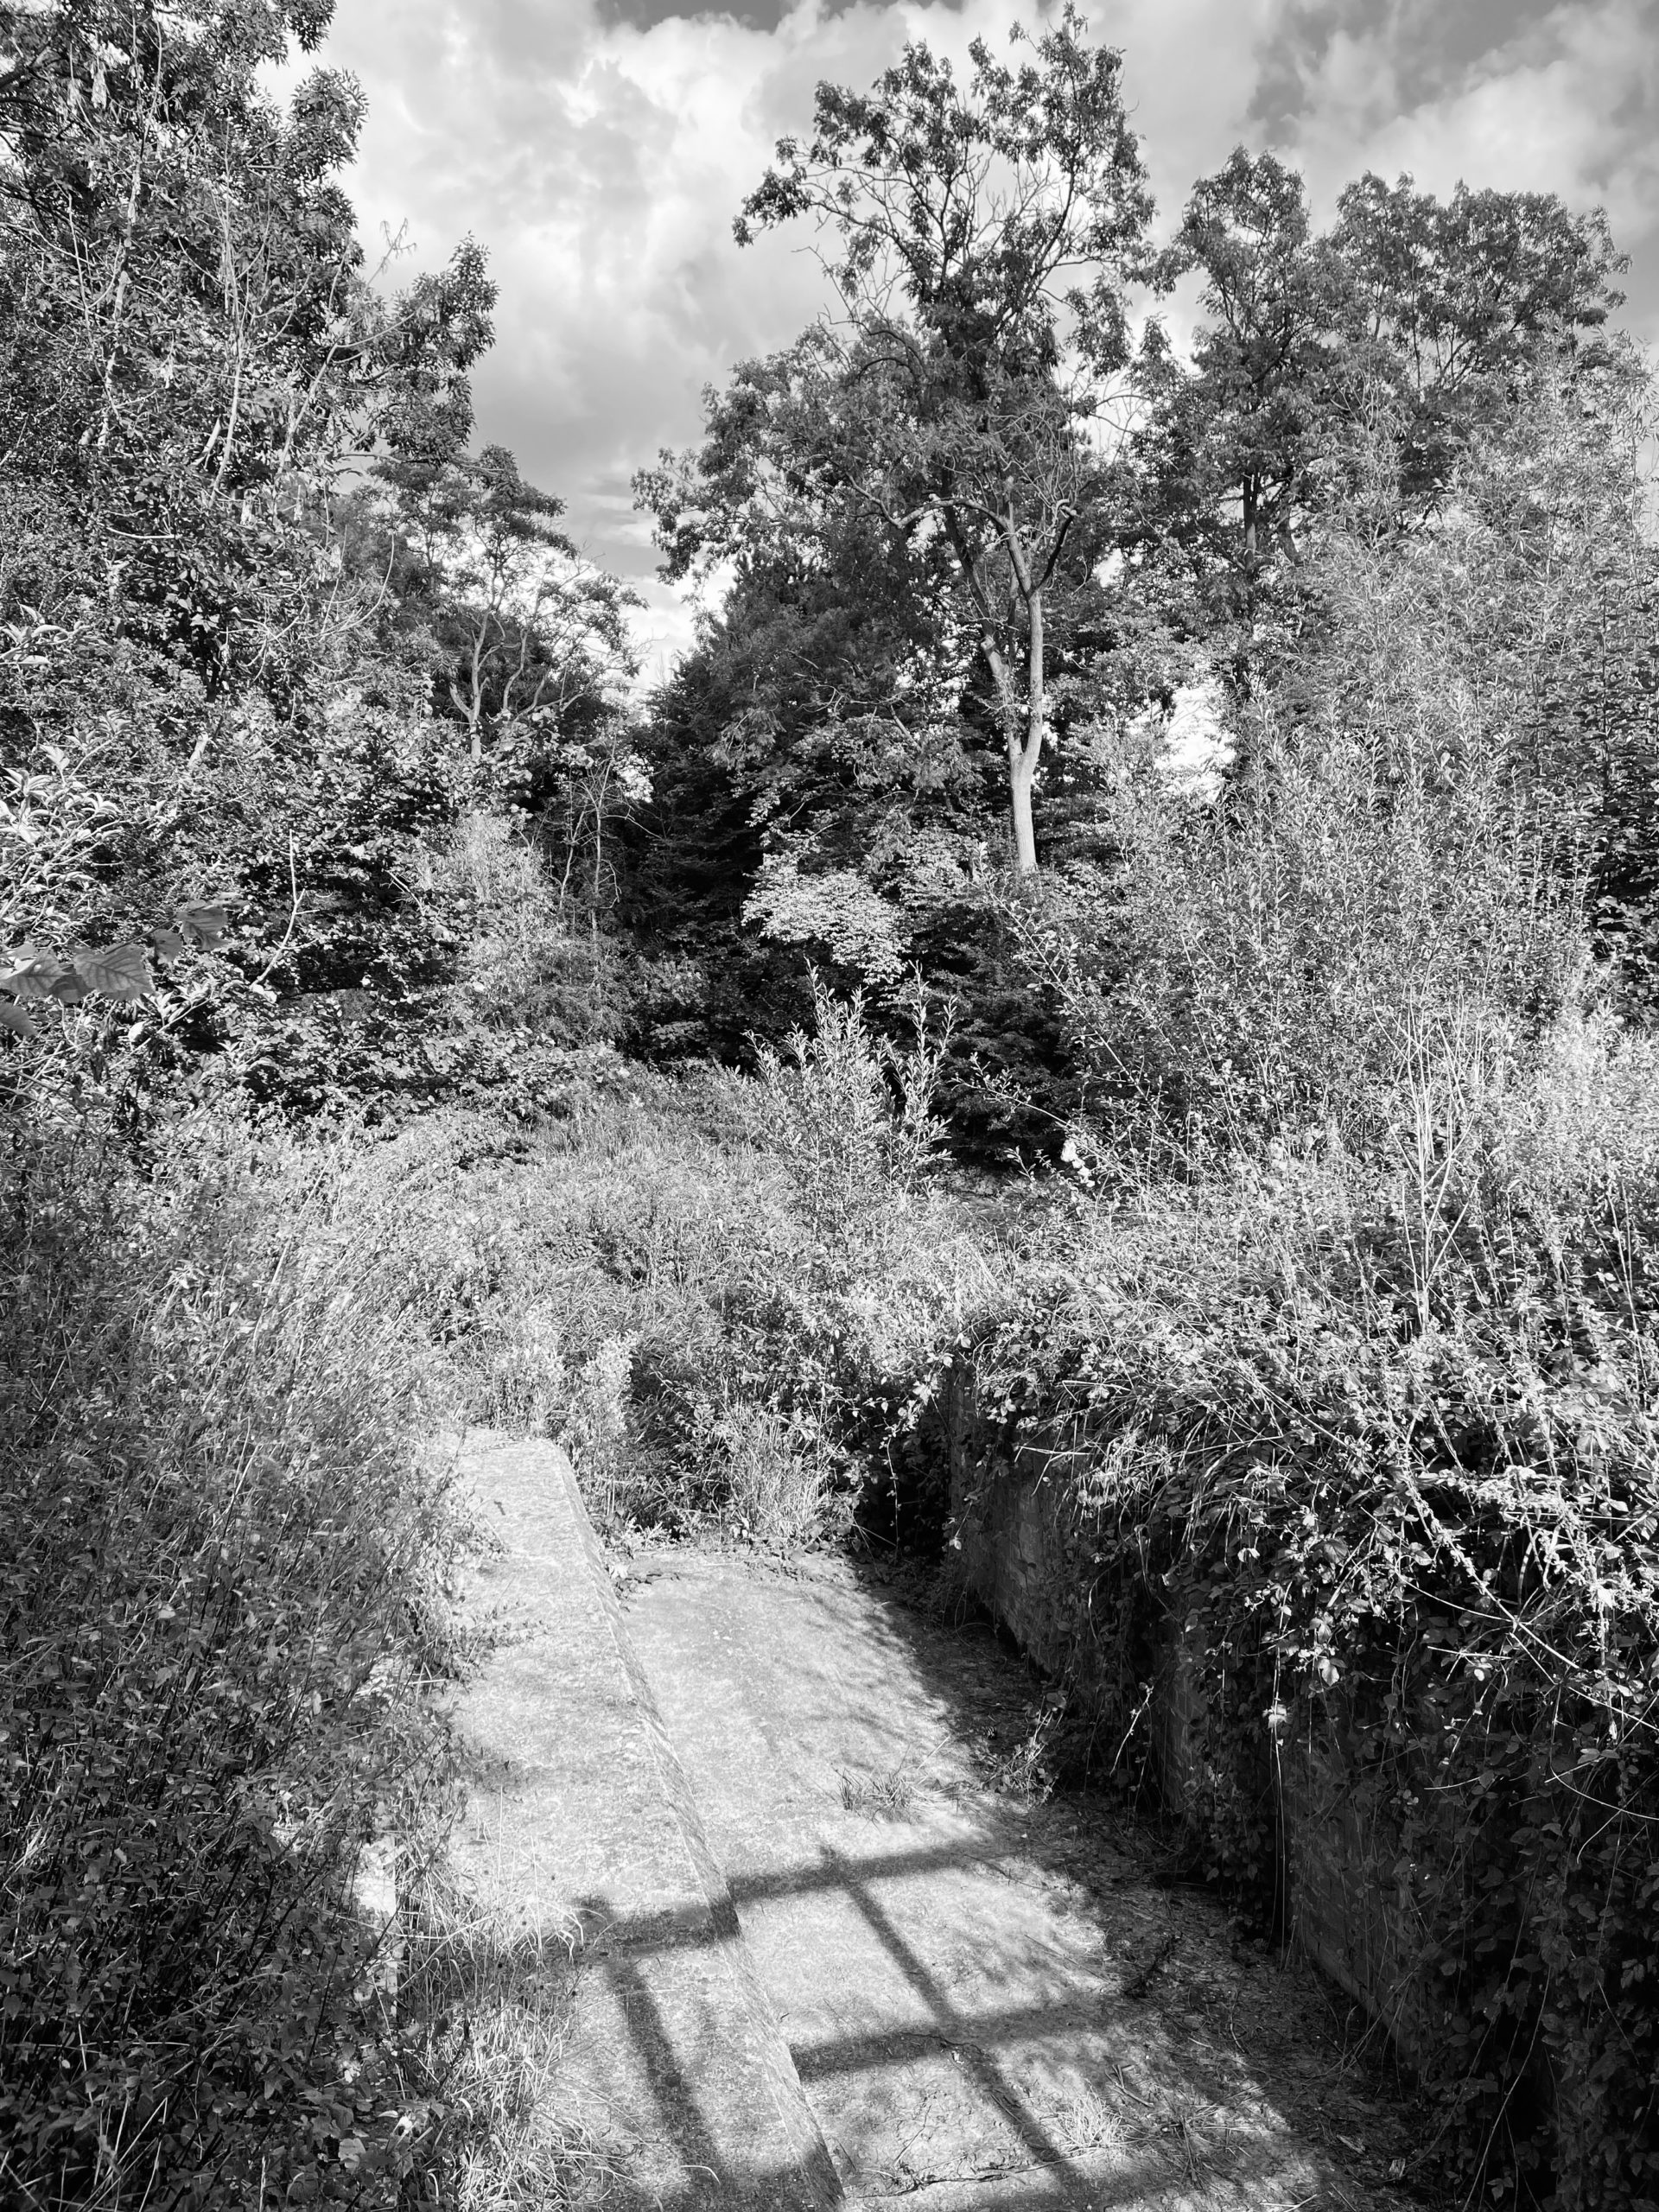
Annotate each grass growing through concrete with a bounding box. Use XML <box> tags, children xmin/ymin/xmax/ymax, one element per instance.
<box><xmin>838</xmin><ymin>1757</ymin><xmax>918</xmax><ymax>1817</ymax></box>
<box><xmin>398</xmin><ymin>1861</ymin><xmax>614</xmax><ymax>2211</ymax></box>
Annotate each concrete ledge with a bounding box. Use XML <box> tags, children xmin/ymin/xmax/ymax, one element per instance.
<box><xmin>939</xmin><ymin>1378</ymin><xmax>1436</xmax><ymax>2065</ymax></box>
<box><xmin>450</xmin><ymin>1432</ymin><xmax>841</xmax><ymax>2209</ymax></box>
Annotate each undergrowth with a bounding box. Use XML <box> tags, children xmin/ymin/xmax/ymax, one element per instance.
<box><xmin>0</xmin><ymin>938</ymin><xmax>994</xmax><ymax>2205</ymax></box>
<box><xmin>397</xmin><ymin>1859</ymin><xmax>609</xmax><ymax>2211</ymax></box>
<box><xmin>16</xmin><ymin>793</ymin><xmax>1657</xmax><ymax>2212</ymax></box>
<box><xmin>1</xmin><ymin>1115</ymin><xmax>477</xmax><ymax>2208</ymax></box>
<box><xmin>948</xmin><ymin>1008</ymin><xmax>1659</xmax><ymax>2207</ymax></box>
<box><xmin>371</xmin><ymin>973</ymin><xmax>1001</xmax><ymax>1548</ymax></box>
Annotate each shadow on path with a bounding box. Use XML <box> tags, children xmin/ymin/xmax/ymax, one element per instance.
<box><xmin>616</xmin><ymin>1547</ymin><xmax>1424</xmax><ymax>2209</ymax></box>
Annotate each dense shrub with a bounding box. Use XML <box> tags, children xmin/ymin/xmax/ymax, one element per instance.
<box><xmin>0</xmin><ymin>1113</ymin><xmax>472</xmax><ymax>2208</ymax></box>
<box><xmin>950</xmin><ymin>1012</ymin><xmax>1659</xmax><ymax>2206</ymax></box>
<box><xmin>1014</xmin><ymin>705</ymin><xmax>1585</xmax><ymax>1155</ymax></box>
<box><xmin>1011</xmin><ymin>363</ymin><xmax>1653</xmax><ymax>1166</ymax></box>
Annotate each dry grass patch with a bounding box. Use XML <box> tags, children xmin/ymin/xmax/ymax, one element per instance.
<box><xmin>400</xmin><ymin>1864</ymin><xmax>616</xmax><ymax>2211</ymax></box>
<box><xmin>838</xmin><ymin>1757</ymin><xmax>918</xmax><ymax>1817</ymax></box>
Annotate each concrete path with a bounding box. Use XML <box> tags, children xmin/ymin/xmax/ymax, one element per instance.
<box><xmin>620</xmin><ymin>1548</ymin><xmax>1420</xmax><ymax>2212</ymax></box>
<box><xmin>447</xmin><ymin>1436</ymin><xmax>839</xmax><ymax>2209</ymax></box>
<box><xmin>445</xmin><ymin>1436</ymin><xmax>1418</xmax><ymax>2210</ymax></box>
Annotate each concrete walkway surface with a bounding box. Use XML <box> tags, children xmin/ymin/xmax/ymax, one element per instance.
<box><xmin>447</xmin><ymin>1435</ymin><xmax>1420</xmax><ymax>2210</ymax></box>
<box><xmin>619</xmin><ymin>1551</ymin><xmax>1421</xmax><ymax>2212</ymax></box>
<box><xmin>448</xmin><ymin>1434</ymin><xmax>839</xmax><ymax>2209</ymax></box>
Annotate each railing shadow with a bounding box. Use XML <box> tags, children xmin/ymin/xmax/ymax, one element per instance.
<box><xmin>587</xmin><ymin>1547</ymin><xmax>1399</xmax><ymax>2206</ymax></box>
<box><xmin>582</xmin><ymin>1828</ymin><xmax>1327</xmax><ymax>2207</ymax></box>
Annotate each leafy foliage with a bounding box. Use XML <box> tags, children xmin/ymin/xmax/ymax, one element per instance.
<box><xmin>0</xmin><ymin>1119</ymin><xmax>471</xmax><ymax>2208</ymax></box>
<box><xmin>949</xmin><ymin>1014</ymin><xmax>1659</xmax><ymax>2205</ymax></box>
<box><xmin>361</xmin><ymin>440</ymin><xmax>640</xmax><ymax>771</ymax></box>
<box><xmin>1014</xmin><ymin>353</ymin><xmax>1655</xmax><ymax>1162</ymax></box>
<box><xmin>668</xmin><ymin>4</ymin><xmax>1158</xmax><ymax>879</ymax></box>
<box><xmin>0</xmin><ymin>7</ymin><xmax>647</xmax><ymax>2202</ymax></box>
<box><xmin>367</xmin><ymin>980</ymin><xmax>989</xmax><ymax>1549</ymax></box>
<box><xmin>632</xmin><ymin>37</ymin><xmax>1644</xmax><ymax>1139</ymax></box>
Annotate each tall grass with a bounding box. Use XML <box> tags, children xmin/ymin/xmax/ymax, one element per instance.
<box><xmin>352</xmin><ymin>989</ymin><xmax>1000</xmax><ymax>1546</ymax></box>
<box><xmin>397</xmin><ymin>1859</ymin><xmax>612</xmax><ymax>2212</ymax></box>
<box><xmin>0</xmin><ymin>1112</ymin><xmax>472</xmax><ymax>2208</ymax></box>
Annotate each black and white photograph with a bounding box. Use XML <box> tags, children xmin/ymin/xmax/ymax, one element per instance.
<box><xmin>4</xmin><ymin>0</ymin><xmax>1658</xmax><ymax>2205</ymax></box>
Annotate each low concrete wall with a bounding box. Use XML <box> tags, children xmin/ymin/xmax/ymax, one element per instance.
<box><xmin>938</xmin><ymin>1373</ymin><xmax>1433</xmax><ymax>2065</ymax></box>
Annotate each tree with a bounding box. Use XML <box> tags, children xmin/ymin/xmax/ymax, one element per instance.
<box><xmin>0</xmin><ymin>0</ymin><xmax>505</xmax><ymax>1112</ymax></box>
<box><xmin>372</xmin><ymin>441</ymin><xmax>639</xmax><ymax>763</ymax></box>
<box><xmin>0</xmin><ymin>1</ymin><xmax>495</xmax><ymax>508</ymax></box>
<box><xmin>639</xmin><ymin>332</ymin><xmax>988</xmax><ymax>855</ymax></box>
<box><xmin>728</xmin><ymin>5</ymin><xmax>1154</xmax><ymax>874</ymax></box>
<box><xmin>1332</xmin><ymin>172</ymin><xmax>1627</xmax><ymax>505</ymax></box>
<box><xmin>0</xmin><ymin>0</ymin><xmax>496</xmax><ymax>741</ymax></box>
<box><xmin>1120</xmin><ymin>154</ymin><xmax>1630</xmax><ymax>691</ymax></box>
<box><xmin>1128</xmin><ymin>151</ymin><xmax>1349</xmax><ymax>627</ymax></box>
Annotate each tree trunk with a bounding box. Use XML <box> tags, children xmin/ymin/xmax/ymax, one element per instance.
<box><xmin>1008</xmin><ymin>744</ymin><xmax>1038</xmax><ymax>874</ymax></box>
<box><xmin>983</xmin><ymin>632</ymin><xmax>1040</xmax><ymax>876</ymax></box>
<box><xmin>1007</xmin><ymin>582</ymin><xmax>1046</xmax><ymax>876</ymax></box>
<box><xmin>971</xmin><ymin>512</ymin><xmax>1049</xmax><ymax>874</ymax></box>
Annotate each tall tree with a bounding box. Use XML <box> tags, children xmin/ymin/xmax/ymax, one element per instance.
<box><xmin>0</xmin><ymin>0</ymin><xmax>501</xmax><ymax>1094</ymax></box>
<box><xmin>726</xmin><ymin>4</ymin><xmax>1154</xmax><ymax>874</ymax></box>
<box><xmin>1129</xmin><ymin>151</ymin><xmax>1348</xmax><ymax>625</ymax></box>
<box><xmin>1122</xmin><ymin>154</ymin><xmax>1630</xmax><ymax>677</ymax></box>
<box><xmin>1332</xmin><ymin>172</ymin><xmax>1627</xmax><ymax>504</ymax></box>
<box><xmin>372</xmin><ymin>441</ymin><xmax>638</xmax><ymax>763</ymax></box>
<box><xmin>0</xmin><ymin>0</ymin><xmax>494</xmax><ymax>509</ymax></box>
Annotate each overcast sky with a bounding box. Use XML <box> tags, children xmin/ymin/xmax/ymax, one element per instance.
<box><xmin>302</xmin><ymin>0</ymin><xmax>1659</xmax><ymax>677</ymax></box>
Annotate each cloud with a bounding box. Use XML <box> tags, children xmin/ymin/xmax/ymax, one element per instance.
<box><xmin>303</xmin><ymin>0</ymin><xmax>1659</xmax><ymax>680</ymax></box>
<box><xmin>1249</xmin><ymin>0</ymin><xmax>1569</xmax><ymax>134</ymax></box>
<box><xmin>1264</xmin><ymin>1</ymin><xmax>1659</xmax><ymax>282</ymax></box>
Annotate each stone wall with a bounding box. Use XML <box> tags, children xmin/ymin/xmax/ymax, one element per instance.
<box><xmin>938</xmin><ymin>1369</ymin><xmax>1433</xmax><ymax>2066</ymax></box>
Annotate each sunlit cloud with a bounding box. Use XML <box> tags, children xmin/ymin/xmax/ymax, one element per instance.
<box><xmin>1277</xmin><ymin>0</ymin><xmax>1659</xmax><ymax>243</ymax></box>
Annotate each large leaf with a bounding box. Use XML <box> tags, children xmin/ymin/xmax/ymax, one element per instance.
<box><xmin>71</xmin><ymin>943</ymin><xmax>156</xmax><ymax>1001</ymax></box>
<box><xmin>149</xmin><ymin>925</ymin><xmax>187</xmax><ymax>968</ymax></box>
<box><xmin>0</xmin><ymin>1001</ymin><xmax>35</xmax><ymax>1036</ymax></box>
<box><xmin>178</xmin><ymin>900</ymin><xmax>236</xmax><ymax>949</ymax></box>
<box><xmin>0</xmin><ymin>952</ymin><xmax>73</xmax><ymax>1001</ymax></box>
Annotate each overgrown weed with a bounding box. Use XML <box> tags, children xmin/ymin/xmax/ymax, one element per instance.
<box><xmin>977</xmin><ymin>1709</ymin><xmax>1062</xmax><ymax>1808</ymax></box>
<box><xmin>355</xmin><ymin>976</ymin><xmax>1001</xmax><ymax>1548</ymax></box>
<box><xmin>950</xmin><ymin>1004</ymin><xmax>1659</xmax><ymax>2205</ymax></box>
<box><xmin>0</xmin><ymin>1112</ymin><xmax>474</xmax><ymax>2206</ymax></box>
<box><xmin>837</xmin><ymin>1758</ymin><xmax>917</xmax><ymax>1817</ymax></box>
<box><xmin>398</xmin><ymin>1860</ymin><xmax>613</xmax><ymax>2212</ymax></box>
